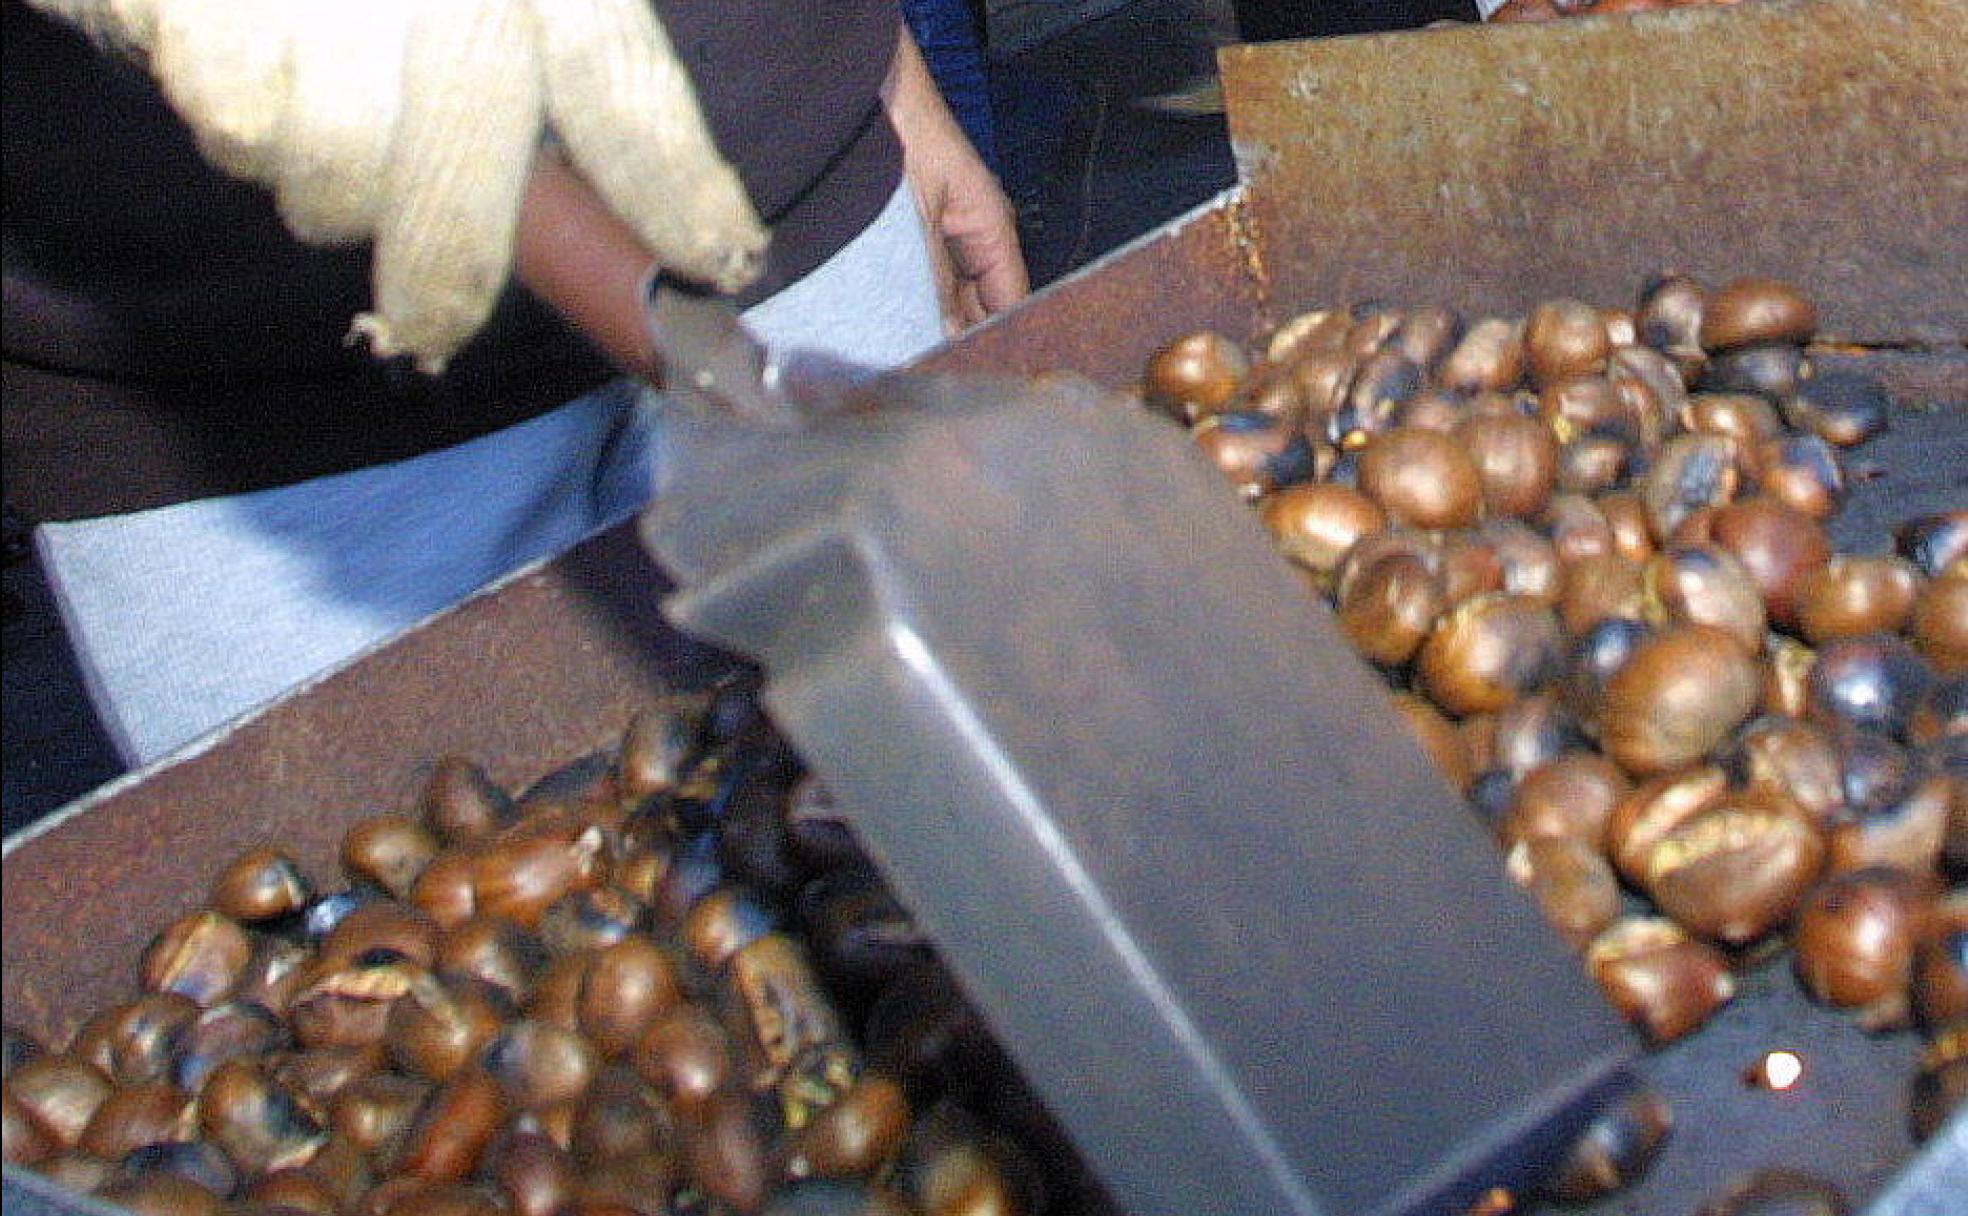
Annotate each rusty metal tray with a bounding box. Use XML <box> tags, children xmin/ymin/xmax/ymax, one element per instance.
<box><xmin>7</xmin><ymin>0</ymin><xmax>1966</xmax><ymax>1212</ymax></box>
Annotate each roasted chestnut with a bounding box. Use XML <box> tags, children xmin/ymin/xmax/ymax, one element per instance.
<box><xmin>4</xmin><ymin>1054</ymin><xmax>113</xmax><ymax>1149</ymax></box>
<box><xmin>1438</xmin><ymin>317</ymin><xmax>1527</xmax><ymax>394</ymax></box>
<box><xmin>1257</xmin><ymin>482</ymin><xmax>1386</xmax><ymax>577</ymax></box>
<box><xmin>1503</xmin><ymin>750</ymin><xmax>1630</xmax><ymax>851</ymax></box>
<box><xmin>1355</xmin><ymin>426</ymin><xmax>1483</xmax><ymax>530</ymax></box>
<box><xmin>1794</xmin><ymin>555</ymin><xmax>1921</xmax><ymax>645</ymax></box>
<box><xmin>1334</xmin><ymin>552</ymin><xmax>1448</xmax><ymax>667</ymax></box>
<box><xmin>1524</xmin><ymin>299</ymin><xmax>1611</xmax><ymax>386</ymax></box>
<box><xmin>1642</xmin><ymin>805</ymin><xmax>1826</xmax><ymax>947</ymax></box>
<box><xmin>140</xmin><ymin>912</ymin><xmax>253</xmax><ymax>1009</ymax></box>
<box><xmin>1783</xmin><ymin>370</ymin><xmax>1891</xmax><ymax>448</ymax></box>
<box><xmin>1807</xmin><ymin>633</ymin><xmax>1936</xmax><ymax>740</ymax></box>
<box><xmin>1142</xmin><ymin>330</ymin><xmax>1248</xmax><ymax>425</ymax></box>
<box><xmin>1636</xmin><ymin>273</ymin><xmax>1707</xmax><ymax>376</ymax></box>
<box><xmin>1643</xmin><ymin>545</ymin><xmax>1768</xmax><ymax>654</ymax></box>
<box><xmin>1911</xmin><ymin>572</ymin><xmax>1968</xmax><ymax>675</ymax></box>
<box><xmin>1896</xmin><ymin>511</ymin><xmax>1968</xmax><ymax>580</ymax></box>
<box><xmin>419</xmin><ymin>756</ymin><xmax>518</xmax><ymax>846</ymax></box>
<box><xmin>1708</xmin><ymin>496</ymin><xmax>1833</xmax><ymax>630</ymax></box>
<box><xmin>1415</xmin><ymin>593</ymin><xmax>1566</xmax><ymax>717</ymax></box>
<box><xmin>1534</xmin><ymin>1084</ymin><xmax>1673</xmax><ymax>1203</ymax></box>
<box><xmin>342</xmin><ymin>815</ymin><xmax>443</xmax><ymax>902</ymax></box>
<box><xmin>197</xmin><ymin>1056</ymin><xmax>328</xmax><ymax>1174</ymax></box>
<box><xmin>576</xmin><ymin>936</ymin><xmax>684</xmax><ymax>1059</ymax></box>
<box><xmin>1586</xmin><ymin>917</ymin><xmax>1737</xmax><ymax>1045</ymax></box>
<box><xmin>1698</xmin><ymin>278</ymin><xmax>1817</xmax><ymax>352</ymax></box>
<box><xmin>1505</xmin><ymin>836</ymin><xmax>1621</xmax><ymax>951</ymax></box>
<box><xmin>1757</xmin><ymin>433</ymin><xmax>1846</xmax><ymax>521</ymax></box>
<box><xmin>1597</xmin><ymin>626</ymin><xmax>1761</xmax><ymax>775</ymax></box>
<box><xmin>1642</xmin><ymin>434</ymin><xmax>1742</xmax><ymax>544</ymax></box>
<box><xmin>1793</xmin><ymin>867</ymin><xmax>1929</xmax><ymax>1033</ymax></box>
<box><xmin>1193</xmin><ymin>410</ymin><xmax>1317</xmax><ymax>499</ymax></box>
<box><xmin>212</xmin><ymin>848</ymin><xmax>315</xmax><ymax>924</ymax></box>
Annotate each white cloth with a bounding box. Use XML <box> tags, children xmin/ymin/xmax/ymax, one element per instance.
<box><xmin>38</xmin><ymin>184</ymin><xmax>944</xmax><ymax>766</ymax></box>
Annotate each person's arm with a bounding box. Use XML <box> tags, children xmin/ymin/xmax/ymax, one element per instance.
<box><xmin>512</xmin><ymin>149</ymin><xmax>665</xmax><ymax>380</ymax></box>
<box><xmin>883</xmin><ymin>24</ymin><xmax>1029</xmax><ymax>331</ymax></box>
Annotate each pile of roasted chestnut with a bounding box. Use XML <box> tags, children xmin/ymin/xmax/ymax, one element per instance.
<box><xmin>1141</xmin><ymin>274</ymin><xmax>1966</xmax><ymax>1183</ymax></box>
<box><xmin>1</xmin><ymin>687</ymin><xmax>1113</xmax><ymax>1216</ymax></box>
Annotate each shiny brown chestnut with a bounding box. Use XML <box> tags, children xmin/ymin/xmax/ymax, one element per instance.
<box><xmin>3</xmin><ymin>1089</ymin><xmax>53</xmax><ymax>1166</ymax></box>
<box><xmin>408</xmin><ymin>852</ymin><xmax>479</xmax><ymax>931</ymax></box>
<box><xmin>537</xmin><ymin>886</ymin><xmax>647</xmax><ymax>958</ymax></box>
<box><xmin>266</xmin><ymin>1045</ymin><xmax>385</xmax><ymax>1112</ymax></box>
<box><xmin>1257</xmin><ymin>482</ymin><xmax>1386</xmax><ymax>577</ymax></box>
<box><xmin>1141</xmin><ymin>330</ymin><xmax>1248</xmax><ymax>425</ymax></box>
<box><xmin>1708</xmin><ymin>496</ymin><xmax>1833</xmax><ymax>631</ymax></box>
<box><xmin>1609</xmin><ymin>764</ymin><xmax>1733</xmax><ymax>889</ymax></box>
<box><xmin>68</xmin><ymin>994</ymin><xmax>201</xmax><ymax>1088</ymax></box>
<box><xmin>5</xmin><ymin>1054</ymin><xmax>113</xmax><ymax>1149</ymax></box>
<box><xmin>1721</xmin><ymin>715</ymin><xmax>1846</xmax><ymax>829</ymax></box>
<box><xmin>141</xmin><ymin>911</ymin><xmax>253</xmax><ymax>1009</ymax></box>
<box><xmin>1911</xmin><ymin>892</ymin><xmax>1968</xmax><ymax>1031</ymax></box>
<box><xmin>318</xmin><ymin>901</ymin><xmax>440</xmax><ymax>973</ymax></box>
<box><xmin>577</xmin><ymin>936</ymin><xmax>684</xmax><ymax>1060</ymax></box>
<box><xmin>1826</xmin><ymin>771</ymin><xmax>1951</xmax><ymax>879</ymax></box>
<box><xmin>1910</xmin><ymin>573</ymin><xmax>1968</xmax><ymax>675</ymax></box>
<box><xmin>479</xmin><ymin>1020</ymin><xmax>596</xmax><ymax>1110</ymax></box>
<box><xmin>389</xmin><ymin>1067</ymin><xmax>507</xmax><ymax>1184</ymax></box>
<box><xmin>1557</xmin><ymin>553</ymin><xmax>1648</xmax><ymax>637</ymax></box>
<box><xmin>1438</xmin><ymin>317</ymin><xmax>1527</xmax><ymax>394</ymax></box>
<box><xmin>1356</xmin><ymin>425</ymin><xmax>1483</xmax><ymax>531</ymax></box>
<box><xmin>1416</xmin><ymin>593</ymin><xmax>1566</xmax><ymax>717</ymax></box>
<box><xmin>342</xmin><ymin>815</ymin><xmax>442</xmax><ymax>902</ymax></box>
<box><xmin>1793</xmin><ymin>866</ymin><xmax>1929</xmax><ymax>1030</ymax></box>
<box><xmin>1524</xmin><ymin>299</ymin><xmax>1611</xmax><ymax>386</ymax></box>
<box><xmin>385</xmin><ymin>975</ymin><xmax>508</xmax><ymax>1083</ymax></box>
<box><xmin>1192</xmin><ymin>410</ymin><xmax>1314</xmax><ymax>500</ymax></box>
<box><xmin>678</xmin><ymin>1088</ymin><xmax>770</xmax><ymax>1214</ymax></box>
<box><xmin>418</xmin><ymin>756</ymin><xmax>518</xmax><ymax>846</ymax></box>
<box><xmin>1586</xmin><ymin>917</ymin><xmax>1737</xmax><ymax>1045</ymax></box>
<box><xmin>1505</xmin><ymin>836</ymin><xmax>1621</xmax><ymax>951</ymax></box>
<box><xmin>1556</xmin><ymin>433</ymin><xmax>1632</xmax><ymax>497</ymax></box>
<box><xmin>632</xmin><ymin>1006</ymin><xmax>733</xmax><ymax>1116</ymax></box>
<box><xmin>247</xmin><ymin>1168</ymin><xmax>351</xmax><ymax>1216</ymax></box>
<box><xmin>1698</xmin><ymin>278</ymin><xmax>1817</xmax><ymax>352</ymax></box>
<box><xmin>1263</xmin><ymin>308</ymin><xmax>1351</xmax><ymax>365</ymax></box>
<box><xmin>1598</xmin><ymin>626</ymin><xmax>1761</xmax><ymax>776</ymax></box>
<box><xmin>77</xmin><ymin>1079</ymin><xmax>196</xmax><ymax>1160</ymax></box>
<box><xmin>1597</xmin><ymin>491</ymin><xmax>1658</xmax><ymax>564</ymax></box>
<box><xmin>1503</xmin><ymin>750</ymin><xmax>1630</xmax><ymax>852</ymax></box>
<box><xmin>1544</xmin><ymin>493</ymin><xmax>1617</xmax><ymax>566</ymax></box>
<box><xmin>566</xmin><ymin>1064</ymin><xmax>668</xmax><ymax>1166</ymax></box>
<box><xmin>1642</xmin><ymin>804</ymin><xmax>1826</xmax><ymax>947</ymax></box>
<box><xmin>329</xmin><ymin>1070</ymin><xmax>433</xmax><ymax>1157</ymax></box>
<box><xmin>1334</xmin><ymin>552</ymin><xmax>1447</xmax><ymax>668</ymax></box>
<box><xmin>1484</xmin><ymin>691</ymin><xmax>1588</xmax><ymax>784</ymax></box>
<box><xmin>471</xmin><ymin>822</ymin><xmax>607</xmax><ymax>930</ymax></box>
<box><xmin>435</xmin><ymin>916</ymin><xmax>547</xmax><ymax>1005</ymax></box>
<box><xmin>786</xmin><ymin>1072</ymin><xmax>912</xmax><ymax>1181</ymax></box>
<box><xmin>485</xmin><ymin>1128</ymin><xmax>578</xmax><ymax>1216</ymax></box>
<box><xmin>173</xmin><ymin>1000</ymin><xmax>290</xmax><ymax>1094</ymax></box>
<box><xmin>1794</xmin><ymin>555</ymin><xmax>1921</xmax><ymax>645</ymax></box>
<box><xmin>1457</xmin><ymin>411</ymin><xmax>1559</xmax><ymax>520</ymax></box>
<box><xmin>1643</xmin><ymin>544</ymin><xmax>1768</xmax><ymax>655</ymax></box>
<box><xmin>1636</xmin><ymin>273</ymin><xmax>1706</xmax><ymax>370</ymax></box>
<box><xmin>1343</xmin><ymin>308</ymin><xmax>1404</xmax><ymax>359</ymax></box>
<box><xmin>1390</xmin><ymin>305</ymin><xmax>1462</xmax><ymax>371</ymax></box>
<box><xmin>1807</xmin><ymin>633</ymin><xmax>1936</xmax><ymax>740</ymax></box>
<box><xmin>212</xmin><ymin>848</ymin><xmax>315</xmax><ymax>924</ymax></box>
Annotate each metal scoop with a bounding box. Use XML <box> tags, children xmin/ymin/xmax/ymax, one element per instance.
<box><xmin>637</xmin><ymin>280</ymin><xmax>1637</xmax><ymax>1216</ymax></box>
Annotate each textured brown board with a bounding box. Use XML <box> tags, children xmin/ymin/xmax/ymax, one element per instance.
<box><xmin>1219</xmin><ymin>0</ymin><xmax>1968</xmax><ymax>345</ymax></box>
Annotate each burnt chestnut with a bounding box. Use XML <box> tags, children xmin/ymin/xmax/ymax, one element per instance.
<box><xmin>1807</xmin><ymin>633</ymin><xmax>1936</xmax><ymax>740</ymax></box>
<box><xmin>1335</xmin><ymin>552</ymin><xmax>1448</xmax><ymax>667</ymax></box>
<box><xmin>342</xmin><ymin>816</ymin><xmax>442</xmax><ymax>902</ymax></box>
<box><xmin>1356</xmin><ymin>426</ymin><xmax>1483</xmax><ymax>530</ymax></box>
<box><xmin>198</xmin><ymin>1056</ymin><xmax>329</xmax><ymax>1174</ymax></box>
<box><xmin>1794</xmin><ymin>867</ymin><xmax>1929</xmax><ymax>1031</ymax></box>
<box><xmin>1757</xmin><ymin>433</ymin><xmax>1846</xmax><ymax>521</ymax></box>
<box><xmin>1416</xmin><ymin>593</ymin><xmax>1566</xmax><ymax>717</ymax></box>
<box><xmin>1525</xmin><ymin>299</ymin><xmax>1612</xmax><ymax>386</ymax></box>
<box><xmin>1142</xmin><ymin>331</ymin><xmax>1248</xmax><ymax>425</ymax></box>
<box><xmin>1700</xmin><ymin>344</ymin><xmax>1810</xmax><ymax>402</ymax></box>
<box><xmin>1505</xmin><ymin>836</ymin><xmax>1621</xmax><ymax>951</ymax></box>
<box><xmin>1438</xmin><ymin>317</ymin><xmax>1527</xmax><ymax>394</ymax></box>
<box><xmin>1258</xmin><ymin>482</ymin><xmax>1386</xmax><ymax>577</ymax></box>
<box><xmin>1535</xmin><ymin>1084</ymin><xmax>1673</xmax><ymax>1203</ymax></box>
<box><xmin>1896</xmin><ymin>511</ymin><xmax>1968</xmax><ymax>580</ymax></box>
<box><xmin>1794</xmin><ymin>555</ymin><xmax>1922</xmax><ymax>645</ymax></box>
<box><xmin>1642</xmin><ymin>434</ymin><xmax>1741</xmax><ymax>544</ymax></box>
<box><xmin>1586</xmin><ymin>917</ymin><xmax>1737</xmax><ymax>1045</ymax></box>
<box><xmin>799</xmin><ymin>868</ymin><xmax>935</xmax><ymax>996</ymax></box>
<box><xmin>1709</xmin><ymin>497</ymin><xmax>1833</xmax><ymax>630</ymax></box>
<box><xmin>141</xmin><ymin>912</ymin><xmax>253</xmax><ymax>1009</ymax></box>
<box><xmin>1642</xmin><ymin>805</ymin><xmax>1826</xmax><ymax>947</ymax></box>
<box><xmin>1783</xmin><ymin>370</ymin><xmax>1891</xmax><ymax>448</ymax></box>
<box><xmin>1637</xmin><ymin>273</ymin><xmax>1707</xmax><ymax>372</ymax></box>
<box><xmin>1598</xmin><ymin>626</ymin><xmax>1761</xmax><ymax>776</ymax></box>
<box><xmin>1195</xmin><ymin>411</ymin><xmax>1320</xmax><ymax>499</ymax></box>
<box><xmin>1698</xmin><ymin>278</ymin><xmax>1817</xmax><ymax>352</ymax></box>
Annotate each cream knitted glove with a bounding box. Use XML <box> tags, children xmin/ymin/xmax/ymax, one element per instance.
<box><xmin>33</xmin><ymin>0</ymin><xmax>768</xmax><ymax>372</ymax></box>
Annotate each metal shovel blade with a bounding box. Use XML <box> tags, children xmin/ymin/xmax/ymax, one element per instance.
<box><xmin>638</xmin><ymin>286</ymin><xmax>1636</xmax><ymax>1216</ymax></box>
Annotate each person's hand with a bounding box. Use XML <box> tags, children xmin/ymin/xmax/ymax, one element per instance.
<box><xmin>29</xmin><ymin>0</ymin><xmax>768</xmax><ymax>373</ymax></box>
<box><xmin>884</xmin><ymin>28</ymin><xmax>1029</xmax><ymax>332</ymax></box>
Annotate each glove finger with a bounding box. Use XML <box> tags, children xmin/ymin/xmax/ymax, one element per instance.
<box><xmin>529</xmin><ymin>0</ymin><xmax>767</xmax><ymax>294</ymax></box>
<box><xmin>350</xmin><ymin>0</ymin><xmax>543</xmax><ymax>374</ymax></box>
<box><xmin>272</xmin><ymin>0</ymin><xmax>411</xmax><ymax>243</ymax></box>
<box><xmin>149</xmin><ymin>0</ymin><xmax>294</xmax><ymax>181</ymax></box>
